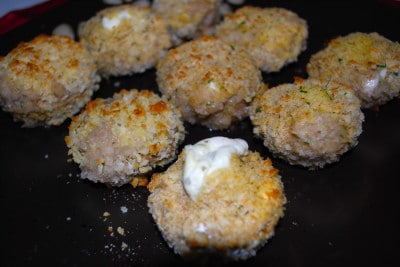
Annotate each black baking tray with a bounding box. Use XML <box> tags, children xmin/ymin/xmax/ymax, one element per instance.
<box><xmin>1</xmin><ymin>0</ymin><xmax>399</xmax><ymax>266</ymax></box>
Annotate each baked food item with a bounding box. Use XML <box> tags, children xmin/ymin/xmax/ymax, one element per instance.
<box><xmin>156</xmin><ymin>36</ymin><xmax>263</xmax><ymax>130</ymax></box>
<box><xmin>0</xmin><ymin>34</ymin><xmax>100</xmax><ymax>127</ymax></box>
<box><xmin>78</xmin><ymin>4</ymin><xmax>171</xmax><ymax>77</ymax></box>
<box><xmin>215</xmin><ymin>6</ymin><xmax>308</xmax><ymax>72</ymax></box>
<box><xmin>250</xmin><ymin>78</ymin><xmax>364</xmax><ymax>169</ymax></box>
<box><xmin>307</xmin><ymin>32</ymin><xmax>400</xmax><ymax>108</ymax></box>
<box><xmin>148</xmin><ymin>136</ymin><xmax>286</xmax><ymax>260</ymax></box>
<box><xmin>151</xmin><ymin>0</ymin><xmax>220</xmax><ymax>45</ymax></box>
<box><xmin>65</xmin><ymin>89</ymin><xmax>185</xmax><ymax>186</ymax></box>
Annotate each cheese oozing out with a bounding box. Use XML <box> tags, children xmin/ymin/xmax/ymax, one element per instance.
<box><xmin>182</xmin><ymin>136</ymin><xmax>248</xmax><ymax>201</ymax></box>
<box><xmin>362</xmin><ymin>67</ymin><xmax>387</xmax><ymax>96</ymax></box>
<box><xmin>102</xmin><ymin>10</ymin><xmax>132</xmax><ymax>30</ymax></box>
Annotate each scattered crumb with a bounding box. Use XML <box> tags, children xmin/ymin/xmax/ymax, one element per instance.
<box><xmin>117</xmin><ymin>226</ymin><xmax>125</xmax><ymax>236</ymax></box>
<box><xmin>103</xmin><ymin>211</ymin><xmax>111</xmax><ymax>217</ymax></box>
<box><xmin>107</xmin><ymin>226</ymin><xmax>113</xmax><ymax>233</ymax></box>
<box><xmin>121</xmin><ymin>242</ymin><xmax>128</xmax><ymax>251</ymax></box>
<box><xmin>120</xmin><ymin>206</ymin><xmax>128</xmax><ymax>214</ymax></box>
<box><xmin>130</xmin><ymin>176</ymin><xmax>148</xmax><ymax>188</ymax></box>
<box><xmin>66</xmin><ymin>217</ymin><xmax>71</xmax><ymax>221</ymax></box>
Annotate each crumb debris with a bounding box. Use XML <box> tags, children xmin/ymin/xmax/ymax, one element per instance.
<box><xmin>120</xmin><ymin>206</ymin><xmax>128</xmax><ymax>214</ymax></box>
<box><xmin>121</xmin><ymin>242</ymin><xmax>128</xmax><ymax>251</ymax></box>
<box><xmin>130</xmin><ymin>176</ymin><xmax>148</xmax><ymax>188</ymax></box>
<box><xmin>117</xmin><ymin>226</ymin><xmax>125</xmax><ymax>236</ymax></box>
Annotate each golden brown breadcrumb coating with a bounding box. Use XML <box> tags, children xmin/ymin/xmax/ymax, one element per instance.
<box><xmin>156</xmin><ymin>36</ymin><xmax>263</xmax><ymax>130</ymax></box>
<box><xmin>216</xmin><ymin>6</ymin><xmax>308</xmax><ymax>72</ymax></box>
<box><xmin>250</xmin><ymin>78</ymin><xmax>364</xmax><ymax>169</ymax></box>
<box><xmin>78</xmin><ymin>4</ymin><xmax>171</xmax><ymax>77</ymax></box>
<box><xmin>65</xmin><ymin>89</ymin><xmax>185</xmax><ymax>186</ymax></box>
<box><xmin>307</xmin><ymin>32</ymin><xmax>400</xmax><ymax>108</ymax></box>
<box><xmin>152</xmin><ymin>0</ymin><xmax>220</xmax><ymax>45</ymax></box>
<box><xmin>0</xmin><ymin>34</ymin><xmax>100</xmax><ymax>127</ymax></box>
<box><xmin>148</xmin><ymin>147</ymin><xmax>285</xmax><ymax>260</ymax></box>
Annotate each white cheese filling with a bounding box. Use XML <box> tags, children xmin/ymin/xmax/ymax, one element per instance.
<box><xmin>362</xmin><ymin>67</ymin><xmax>387</xmax><ymax>96</ymax></box>
<box><xmin>102</xmin><ymin>10</ymin><xmax>132</xmax><ymax>30</ymax></box>
<box><xmin>182</xmin><ymin>136</ymin><xmax>248</xmax><ymax>201</ymax></box>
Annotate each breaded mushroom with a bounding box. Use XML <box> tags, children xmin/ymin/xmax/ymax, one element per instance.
<box><xmin>215</xmin><ymin>6</ymin><xmax>308</xmax><ymax>72</ymax></box>
<box><xmin>152</xmin><ymin>0</ymin><xmax>220</xmax><ymax>45</ymax></box>
<box><xmin>65</xmin><ymin>89</ymin><xmax>185</xmax><ymax>186</ymax></box>
<box><xmin>0</xmin><ymin>34</ymin><xmax>100</xmax><ymax>127</ymax></box>
<box><xmin>156</xmin><ymin>36</ymin><xmax>263</xmax><ymax>130</ymax></box>
<box><xmin>148</xmin><ymin>136</ymin><xmax>285</xmax><ymax>260</ymax></box>
<box><xmin>250</xmin><ymin>78</ymin><xmax>364</xmax><ymax>169</ymax></box>
<box><xmin>307</xmin><ymin>32</ymin><xmax>400</xmax><ymax>109</ymax></box>
<box><xmin>78</xmin><ymin>4</ymin><xmax>171</xmax><ymax>77</ymax></box>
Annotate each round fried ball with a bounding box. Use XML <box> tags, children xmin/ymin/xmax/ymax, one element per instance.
<box><xmin>152</xmin><ymin>0</ymin><xmax>220</xmax><ymax>45</ymax></box>
<box><xmin>0</xmin><ymin>34</ymin><xmax>100</xmax><ymax>127</ymax></box>
<box><xmin>250</xmin><ymin>78</ymin><xmax>364</xmax><ymax>169</ymax></box>
<box><xmin>156</xmin><ymin>36</ymin><xmax>263</xmax><ymax>130</ymax></box>
<box><xmin>307</xmin><ymin>32</ymin><xmax>400</xmax><ymax>108</ymax></box>
<box><xmin>65</xmin><ymin>89</ymin><xmax>186</xmax><ymax>186</ymax></box>
<box><xmin>78</xmin><ymin>4</ymin><xmax>171</xmax><ymax>77</ymax></box>
<box><xmin>148</xmin><ymin>140</ymin><xmax>285</xmax><ymax>260</ymax></box>
<box><xmin>215</xmin><ymin>6</ymin><xmax>308</xmax><ymax>72</ymax></box>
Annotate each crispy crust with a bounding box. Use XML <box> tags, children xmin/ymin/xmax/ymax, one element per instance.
<box><xmin>0</xmin><ymin>34</ymin><xmax>100</xmax><ymax>127</ymax></box>
<box><xmin>78</xmin><ymin>4</ymin><xmax>171</xmax><ymax>77</ymax></box>
<box><xmin>307</xmin><ymin>32</ymin><xmax>400</xmax><ymax>108</ymax></box>
<box><xmin>216</xmin><ymin>6</ymin><xmax>308</xmax><ymax>72</ymax></box>
<box><xmin>148</xmin><ymin>150</ymin><xmax>285</xmax><ymax>260</ymax></box>
<box><xmin>156</xmin><ymin>36</ymin><xmax>263</xmax><ymax>130</ymax></box>
<box><xmin>250</xmin><ymin>78</ymin><xmax>364</xmax><ymax>169</ymax></box>
<box><xmin>152</xmin><ymin>0</ymin><xmax>220</xmax><ymax>45</ymax></box>
<box><xmin>66</xmin><ymin>89</ymin><xmax>185</xmax><ymax>186</ymax></box>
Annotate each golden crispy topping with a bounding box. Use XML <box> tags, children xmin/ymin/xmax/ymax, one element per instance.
<box><xmin>150</xmin><ymin>101</ymin><xmax>167</xmax><ymax>114</ymax></box>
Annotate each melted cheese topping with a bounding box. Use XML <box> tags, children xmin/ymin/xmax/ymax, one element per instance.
<box><xmin>182</xmin><ymin>136</ymin><xmax>248</xmax><ymax>201</ymax></box>
<box><xmin>102</xmin><ymin>10</ymin><xmax>132</xmax><ymax>29</ymax></box>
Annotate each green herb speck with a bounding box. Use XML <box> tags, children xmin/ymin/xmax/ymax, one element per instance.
<box><xmin>299</xmin><ymin>86</ymin><xmax>308</xmax><ymax>93</ymax></box>
<box><xmin>206</xmin><ymin>101</ymin><xmax>213</xmax><ymax>107</ymax></box>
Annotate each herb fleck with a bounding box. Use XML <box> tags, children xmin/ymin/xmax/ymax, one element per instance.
<box><xmin>299</xmin><ymin>86</ymin><xmax>308</xmax><ymax>93</ymax></box>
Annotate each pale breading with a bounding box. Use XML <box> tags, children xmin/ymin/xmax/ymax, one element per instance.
<box><xmin>0</xmin><ymin>34</ymin><xmax>100</xmax><ymax>127</ymax></box>
<box><xmin>152</xmin><ymin>0</ymin><xmax>220</xmax><ymax>45</ymax></box>
<box><xmin>156</xmin><ymin>36</ymin><xmax>263</xmax><ymax>130</ymax></box>
<box><xmin>78</xmin><ymin>4</ymin><xmax>171</xmax><ymax>77</ymax></box>
<box><xmin>250</xmin><ymin>78</ymin><xmax>364</xmax><ymax>169</ymax></box>
<box><xmin>307</xmin><ymin>32</ymin><xmax>400</xmax><ymax>108</ymax></box>
<box><xmin>65</xmin><ymin>89</ymin><xmax>185</xmax><ymax>186</ymax></box>
<box><xmin>215</xmin><ymin>6</ymin><xmax>308</xmax><ymax>72</ymax></box>
<box><xmin>148</xmin><ymin>149</ymin><xmax>285</xmax><ymax>260</ymax></box>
